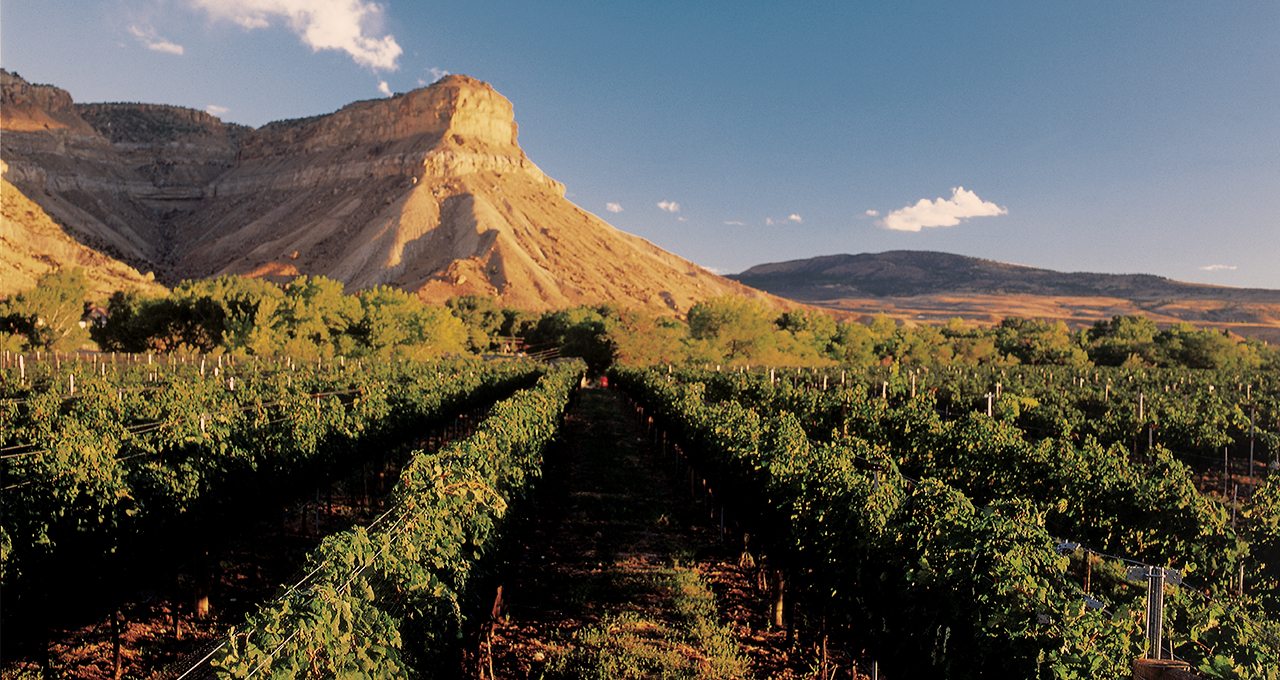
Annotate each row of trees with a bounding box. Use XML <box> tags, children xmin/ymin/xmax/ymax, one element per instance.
<box><xmin>688</xmin><ymin>299</ymin><xmax>1275</xmax><ymax>370</ymax></box>
<box><xmin>1</xmin><ymin>270</ymin><xmax>468</xmax><ymax>358</ymax></box>
<box><xmin>520</xmin><ymin>298</ymin><xmax>1275</xmax><ymax>372</ymax></box>
<box><xmin>2</xmin><ymin>270</ymin><xmax>1274</xmax><ymax>371</ymax></box>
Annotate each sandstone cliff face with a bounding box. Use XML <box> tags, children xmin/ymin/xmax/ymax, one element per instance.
<box><xmin>1</xmin><ymin>71</ymin><xmax>774</xmax><ymax>313</ymax></box>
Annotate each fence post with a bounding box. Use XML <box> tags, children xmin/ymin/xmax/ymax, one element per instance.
<box><xmin>1249</xmin><ymin>406</ymin><xmax>1256</xmax><ymax>487</ymax></box>
<box><xmin>1128</xmin><ymin>566</ymin><xmax>1180</xmax><ymax>660</ymax></box>
<box><xmin>1223</xmin><ymin>447</ymin><xmax>1230</xmax><ymax>499</ymax></box>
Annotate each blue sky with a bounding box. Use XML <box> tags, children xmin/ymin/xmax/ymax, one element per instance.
<box><xmin>3</xmin><ymin>1</ymin><xmax>1278</xmax><ymax>287</ymax></box>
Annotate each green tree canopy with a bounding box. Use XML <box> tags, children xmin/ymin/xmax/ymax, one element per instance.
<box><xmin>446</xmin><ymin>295</ymin><xmax>506</xmax><ymax>352</ymax></box>
<box><xmin>356</xmin><ymin>286</ymin><xmax>467</xmax><ymax>357</ymax></box>
<box><xmin>686</xmin><ymin>296</ymin><xmax>778</xmax><ymax>363</ymax></box>
<box><xmin>526</xmin><ymin>306</ymin><xmax>617</xmax><ymax>372</ymax></box>
<box><xmin>0</xmin><ymin>268</ymin><xmax>90</xmax><ymax>351</ymax></box>
<box><xmin>1088</xmin><ymin>315</ymin><xmax>1162</xmax><ymax>366</ymax></box>
<box><xmin>996</xmin><ymin>317</ymin><xmax>1089</xmax><ymax>366</ymax></box>
<box><xmin>282</xmin><ymin>276</ymin><xmax>363</xmax><ymax>357</ymax></box>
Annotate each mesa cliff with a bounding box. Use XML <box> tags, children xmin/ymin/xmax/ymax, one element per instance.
<box><xmin>1</xmin><ymin>70</ymin><xmax>774</xmax><ymax>312</ymax></box>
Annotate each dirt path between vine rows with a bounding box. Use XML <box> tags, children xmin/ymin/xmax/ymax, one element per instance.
<box><xmin>485</xmin><ymin>387</ymin><xmax>812</xmax><ymax>679</ymax></box>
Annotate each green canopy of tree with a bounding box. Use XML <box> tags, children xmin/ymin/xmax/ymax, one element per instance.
<box><xmin>0</xmin><ymin>268</ymin><xmax>91</xmax><ymax>352</ymax></box>
<box><xmin>354</xmin><ymin>285</ymin><xmax>468</xmax><ymax>358</ymax></box>
<box><xmin>446</xmin><ymin>295</ymin><xmax>506</xmax><ymax>352</ymax></box>
<box><xmin>686</xmin><ymin>296</ymin><xmax>779</xmax><ymax>364</ymax></box>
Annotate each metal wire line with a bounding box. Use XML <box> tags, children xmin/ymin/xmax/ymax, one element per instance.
<box><xmin>237</xmin><ymin>507</ymin><xmax>421</xmax><ymax>679</ymax></box>
<box><xmin>171</xmin><ymin>500</ymin><xmax>411</xmax><ymax>678</ymax></box>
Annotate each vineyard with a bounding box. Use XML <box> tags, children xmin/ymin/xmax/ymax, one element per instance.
<box><xmin>0</xmin><ymin>351</ymin><xmax>583</xmax><ymax>677</ymax></box>
<box><xmin>1</xmin><ymin>351</ymin><xmax>1278</xmax><ymax>679</ymax></box>
<box><xmin>3</xmin><ymin>10</ymin><xmax>1277</xmax><ymax>677</ymax></box>
<box><xmin>1</xmin><ymin>353</ymin><xmax>540</xmax><ymax>582</ymax></box>
<box><xmin>611</xmin><ymin>364</ymin><xmax>1280</xmax><ymax>679</ymax></box>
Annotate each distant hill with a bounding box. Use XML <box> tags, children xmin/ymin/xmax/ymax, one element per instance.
<box><xmin>731</xmin><ymin>251</ymin><xmax>1280</xmax><ymax>342</ymax></box>
<box><xmin>1</xmin><ymin>69</ymin><xmax>777</xmax><ymax>313</ymax></box>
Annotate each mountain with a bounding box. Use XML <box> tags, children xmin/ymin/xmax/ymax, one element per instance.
<box><xmin>731</xmin><ymin>251</ymin><xmax>1280</xmax><ymax>341</ymax></box>
<box><xmin>1</xmin><ymin>70</ymin><xmax>773</xmax><ymax>313</ymax></box>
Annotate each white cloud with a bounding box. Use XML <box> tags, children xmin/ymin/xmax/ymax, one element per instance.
<box><xmin>657</xmin><ymin>200</ymin><xmax>681</xmax><ymax>213</ymax></box>
<box><xmin>189</xmin><ymin>0</ymin><xmax>403</xmax><ymax>70</ymax></box>
<box><xmin>864</xmin><ymin>209</ymin><xmax>879</xmax><ymax>217</ymax></box>
<box><xmin>881</xmin><ymin>186</ymin><xmax>1007</xmax><ymax>232</ymax></box>
<box><xmin>377</xmin><ymin>80</ymin><xmax>392</xmax><ymax>96</ymax></box>
<box><xmin>129</xmin><ymin>25</ymin><xmax>185</xmax><ymax>55</ymax></box>
<box><xmin>722</xmin><ymin>220</ymin><xmax>746</xmax><ymax>226</ymax></box>
<box><xmin>1199</xmin><ymin>264</ymin><xmax>1238</xmax><ymax>272</ymax></box>
<box><xmin>787</xmin><ymin>213</ymin><xmax>803</xmax><ymax>223</ymax></box>
<box><xmin>765</xmin><ymin>217</ymin><xmax>776</xmax><ymax>226</ymax></box>
<box><xmin>205</xmin><ymin>104</ymin><xmax>230</xmax><ymax>116</ymax></box>
<box><xmin>605</xmin><ymin>202</ymin><xmax>623</xmax><ymax>213</ymax></box>
<box><xmin>677</xmin><ymin>216</ymin><xmax>688</xmax><ymax>222</ymax></box>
